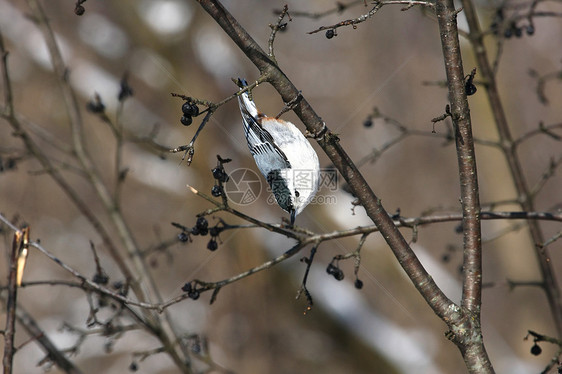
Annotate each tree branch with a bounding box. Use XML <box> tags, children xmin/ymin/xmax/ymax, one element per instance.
<box><xmin>435</xmin><ymin>0</ymin><xmax>494</xmax><ymax>372</ymax></box>
<box><xmin>2</xmin><ymin>227</ymin><xmax>26</xmax><ymax>374</ymax></box>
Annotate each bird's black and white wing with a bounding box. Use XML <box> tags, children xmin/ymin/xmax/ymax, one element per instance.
<box><xmin>237</xmin><ymin>84</ymin><xmax>291</xmax><ymax>176</ymax></box>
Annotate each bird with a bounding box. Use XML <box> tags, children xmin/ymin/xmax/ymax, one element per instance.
<box><xmin>237</xmin><ymin>78</ymin><xmax>320</xmax><ymax>225</ymax></box>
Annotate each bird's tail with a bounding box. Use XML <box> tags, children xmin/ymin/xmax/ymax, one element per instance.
<box><xmin>237</xmin><ymin>78</ymin><xmax>259</xmax><ymax>120</ymax></box>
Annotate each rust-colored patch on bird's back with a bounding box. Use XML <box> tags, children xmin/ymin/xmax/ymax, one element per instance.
<box><xmin>260</xmin><ymin>117</ymin><xmax>291</xmax><ymax>128</ymax></box>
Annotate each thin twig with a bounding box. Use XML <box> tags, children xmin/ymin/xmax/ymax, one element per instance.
<box><xmin>513</xmin><ymin>122</ymin><xmax>562</xmax><ymax>147</ymax></box>
<box><xmin>276</xmin><ymin>0</ymin><xmax>366</xmax><ymax>19</ymax></box>
<box><xmin>268</xmin><ymin>4</ymin><xmax>290</xmax><ymax>63</ymax></box>
<box><xmin>307</xmin><ymin>0</ymin><xmax>434</xmax><ymax>35</ymax></box>
<box><xmin>2</xmin><ymin>227</ymin><xmax>25</xmax><ymax>374</ymax></box>
<box><xmin>296</xmin><ymin>242</ymin><xmax>320</xmax><ymax>313</ymax></box>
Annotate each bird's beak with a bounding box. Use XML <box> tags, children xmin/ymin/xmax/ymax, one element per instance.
<box><xmin>290</xmin><ymin>209</ymin><xmax>296</xmax><ymax>226</ymax></box>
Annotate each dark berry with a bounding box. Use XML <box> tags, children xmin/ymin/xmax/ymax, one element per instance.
<box><xmin>74</xmin><ymin>5</ymin><xmax>85</xmax><ymax>16</ymax></box>
<box><xmin>113</xmin><ymin>281</ymin><xmax>124</xmax><ymax>290</ymax></box>
<box><xmin>86</xmin><ymin>99</ymin><xmax>105</xmax><ymax>113</ymax></box>
<box><xmin>129</xmin><ymin>362</ymin><xmax>138</xmax><ymax>371</ymax></box>
<box><xmin>207</xmin><ymin>239</ymin><xmax>218</xmax><ymax>251</ymax></box>
<box><xmin>181</xmin><ymin>283</ymin><xmax>192</xmax><ymax>293</ymax></box>
<box><xmin>465</xmin><ymin>83</ymin><xmax>477</xmax><ymax>96</ymax></box>
<box><xmin>198</xmin><ymin>227</ymin><xmax>208</xmax><ymax>236</ymax></box>
<box><xmin>209</xmin><ymin>226</ymin><xmax>222</xmax><ymax>237</ymax></box>
<box><xmin>178</xmin><ymin>232</ymin><xmax>189</xmax><ymax>242</ymax></box>
<box><xmin>191</xmin><ymin>226</ymin><xmax>200</xmax><ymax>236</ymax></box>
<box><xmin>354</xmin><ymin>279</ymin><xmax>363</xmax><ymax>289</ymax></box>
<box><xmin>333</xmin><ymin>269</ymin><xmax>344</xmax><ymax>281</ymax></box>
<box><xmin>182</xmin><ymin>102</ymin><xmax>199</xmax><ymax>117</ymax></box>
<box><xmin>325</xmin><ymin>29</ymin><xmax>335</xmax><ymax>39</ymax></box>
<box><xmin>93</xmin><ymin>272</ymin><xmax>109</xmax><ymax>285</ymax></box>
<box><xmin>118</xmin><ymin>78</ymin><xmax>133</xmax><ymax>101</ymax></box>
<box><xmin>504</xmin><ymin>28</ymin><xmax>513</xmax><ymax>38</ymax></box>
<box><xmin>514</xmin><ymin>27</ymin><xmax>522</xmax><ymax>38</ymax></box>
<box><xmin>6</xmin><ymin>158</ymin><xmax>16</xmax><ymax>170</ymax></box>
<box><xmin>490</xmin><ymin>21</ymin><xmax>498</xmax><ymax>36</ymax></box>
<box><xmin>526</xmin><ymin>25</ymin><xmax>535</xmax><ymax>35</ymax></box>
<box><xmin>211</xmin><ymin>185</ymin><xmax>223</xmax><ymax>197</ymax></box>
<box><xmin>363</xmin><ymin>118</ymin><xmax>373</xmax><ymax>128</ymax></box>
<box><xmin>181</xmin><ymin>116</ymin><xmax>192</xmax><ymax>126</ymax></box>
<box><xmin>530</xmin><ymin>343</ymin><xmax>542</xmax><ymax>356</ymax></box>
<box><xmin>212</xmin><ymin>167</ymin><xmax>223</xmax><ymax>179</ymax></box>
<box><xmin>211</xmin><ymin>167</ymin><xmax>229</xmax><ymax>182</ymax></box>
<box><xmin>326</xmin><ymin>263</ymin><xmax>337</xmax><ymax>275</ymax></box>
<box><xmin>196</xmin><ymin>217</ymin><xmax>208</xmax><ymax>230</ymax></box>
<box><xmin>188</xmin><ymin>290</ymin><xmax>200</xmax><ymax>300</ymax></box>
<box><xmin>189</xmin><ymin>104</ymin><xmax>199</xmax><ymax>117</ymax></box>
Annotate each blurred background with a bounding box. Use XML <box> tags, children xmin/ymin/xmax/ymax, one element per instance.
<box><xmin>1</xmin><ymin>0</ymin><xmax>561</xmax><ymax>373</ymax></box>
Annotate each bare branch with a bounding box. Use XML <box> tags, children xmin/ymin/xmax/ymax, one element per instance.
<box><xmin>275</xmin><ymin>0</ymin><xmax>366</xmax><ymax>20</ymax></box>
<box><xmin>3</xmin><ymin>227</ymin><xmax>25</xmax><ymax>374</ymax></box>
<box><xmin>307</xmin><ymin>0</ymin><xmax>434</xmax><ymax>35</ymax></box>
<box><xmin>268</xmin><ymin>4</ymin><xmax>290</xmax><ymax>63</ymax></box>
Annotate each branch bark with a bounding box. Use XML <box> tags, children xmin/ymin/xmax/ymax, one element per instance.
<box><xmin>2</xmin><ymin>228</ymin><xmax>25</xmax><ymax>374</ymax></box>
<box><xmin>435</xmin><ymin>2</ymin><xmax>483</xmax><ymax>314</ymax></box>
<box><xmin>434</xmin><ymin>0</ymin><xmax>493</xmax><ymax>371</ymax></box>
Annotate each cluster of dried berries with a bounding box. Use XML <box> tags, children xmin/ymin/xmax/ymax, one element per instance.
<box><xmin>178</xmin><ymin>216</ymin><xmax>224</xmax><ymax>252</ymax></box>
<box><xmin>181</xmin><ymin>101</ymin><xmax>200</xmax><ymax>126</ymax></box>
<box><xmin>192</xmin><ymin>216</ymin><xmax>208</xmax><ymax>236</ymax></box>
<box><xmin>327</xmin><ymin>261</ymin><xmax>363</xmax><ymax>289</ymax></box>
<box><xmin>211</xmin><ymin>165</ymin><xmax>229</xmax><ymax>197</ymax></box>
<box><xmin>181</xmin><ymin>282</ymin><xmax>200</xmax><ymax>300</ymax></box>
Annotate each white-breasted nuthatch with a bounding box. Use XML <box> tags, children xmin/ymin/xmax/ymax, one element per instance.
<box><xmin>237</xmin><ymin>79</ymin><xmax>320</xmax><ymax>225</ymax></box>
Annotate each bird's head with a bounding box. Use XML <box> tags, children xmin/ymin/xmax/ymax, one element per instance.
<box><xmin>267</xmin><ymin>169</ymin><xmax>318</xmax><ymax>224</ymax></box>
